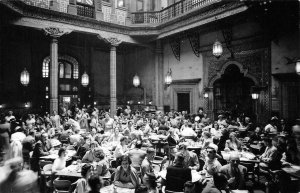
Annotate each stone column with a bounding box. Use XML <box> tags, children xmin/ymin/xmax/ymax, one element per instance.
<box><xmin>50</xmin><ymin>37</ymin><xmax>59</xmax><ymax>114</ymax></box>
<box><xmin>44</xmin><ymin>27</ymin><xmax>72</xmax><ymax>114</ymax></box>
<box><xmin>155</xmin><ymin>40</ymin><xmax>164</xmax><ymax>111</ymax></box>
<box><xmin>103</xmin><ymin>37</ymin><xmax>122</xmax><ymax>116</ymax></box>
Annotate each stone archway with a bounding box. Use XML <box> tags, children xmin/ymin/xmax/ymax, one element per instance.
<box><xmin>212</xmin><ymin>64</ymin><xmax>256</xmax><ymax>119</ymax></box>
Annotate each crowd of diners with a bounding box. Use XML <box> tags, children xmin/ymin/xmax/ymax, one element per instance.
<box><xmin>0</xmin><ymin>106</ymin><xmax>299</xmax><ymax>193</ymax></box>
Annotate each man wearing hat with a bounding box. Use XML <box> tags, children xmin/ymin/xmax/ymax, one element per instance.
<box><xmin>220</xmin><ymin>152</ymin><xmax>247</xmax><ymax>190</ymax></box>
<box><xmin>176</xmin><ymin>142</ymin><xmax>199</xmax><ymax>170</ymax></box>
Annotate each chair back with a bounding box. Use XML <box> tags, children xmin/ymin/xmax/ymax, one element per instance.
<box><xmin>39</xmin><ymin>160</ymin><xmax>52</xmax><ymax>169</ymax></box>
<box><xmin>53</xmin><ymin>179</ymin><xmax>71</xmax><ymax>192</ymax></box>
<box><xmin>43</xmin><ymin>164</ymin><xmax>53</xmax><ymax>172</ymax></box>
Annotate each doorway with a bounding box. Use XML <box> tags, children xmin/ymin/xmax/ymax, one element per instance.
<box><xmin>213</xmin><ymin>64</ymin><xmax>255</xmax><ymax>118</ymax></box>
<box><xmin>177</xmin><ymin>93</ymin><xmax>190</xmax><ymax>113</ymax></box>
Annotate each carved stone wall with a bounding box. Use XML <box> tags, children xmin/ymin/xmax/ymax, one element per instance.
<box><xmin>204</xmin><ymin>39</ymin><xmax>271</xmax><ymax>124</ymax></box>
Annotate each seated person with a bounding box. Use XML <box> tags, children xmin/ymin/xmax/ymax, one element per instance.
<box><xmin>141</xmin><ymin>148</ymin><xmax>156</xmax><ymax>186</ymax></box>
<box><xmin>108</xmin><ymin>128</ymin><xmax>123</xmax><ymax>144</ymax></box>
<box><xmin>52</xmin><ymin>147</ymin><xmax>67</xmax><ymax>172</ymax></box>
<box><xmin>249</xmin><ymin>127</ymin><xmax>262</xmax><ymax>143</ymax></box>
<box><xmin>201</xmin><ymin>147</ymin><xmax>222</xmax><ymax>178</ymax></box>
<box><xmin>74</xmin><ymin>164</ymin><xmax>93</xmax><ymax>193</ymax></box>
<box><xmin>176</xmin><ymin>142</ymin><xmax>200</xmax><ymax>170</ymax></box>
<box><xmin>82</xmin><ymin>141</ymin><xmax>99</xmax><ymax>163</ymax></box>
<box><xmin>259</xmin><ymin>137</ymin><xmax>282</xmax><ymax>171</ymax></box>
<box><xmin>201</xmin><ymin>172</ymin><xmax>231</xmax><ymax>193</ymax></box>
<box><xmin>135</xmin><ymin>185</ymin><xmax>148</xmax><ymax>193</ymax></box>
<box><xmin>181</xmin><ymin>123</ymin><xmax>197</xmax><ymax>139</ymax></box>
<box><xmin>225</xmin><ymin>132</ymin><xmax>242</xmax><ymax>151</ymax></box>
<box><xmin>219</xmin><ymin>152</ymin><xmax>247</xmax><ymax>190</ymax></box>
<box><xmin>114</xmin><ymin>136</ymin><xmax>129</xmax><ymax>159</ymax></box>
<box><xmin>87</xmin><ymin>174</ymin><xmax>103</xmax><ymax>193</ymax></box>
<box><xmin>127</xmin><ymin>140</ymin><xmax>147</xmax><ymax>171</ymax></box>
<box><xmin>114</xmin><ymin>155</ymin><xmax>140</xmax><ymax>189</ymax></box>
<box><xmin>93</xmin><ymin>148</ymin><xmax>111</xmax><ymax>179</ymax></box>
<box><xmin>163</xmin><ymin>154</ymin><xmax>192</xmax><ymax>192</ymax></box>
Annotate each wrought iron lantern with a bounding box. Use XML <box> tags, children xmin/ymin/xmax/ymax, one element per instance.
<box><xmin>212</xmin><ymin>39</ymin><xmax>223</xmax><ymax>58</ymax></box>
<box><xmin>81</xmin><ymin>72</ymin><xmax>89</xmax><ymax>87</ymax></box>
<box><xmin>251</xmin><ymin>92</ymin><xmax>259</xmax><ymax>100</ymax></box>
<box><xmin>20</xmin><ymin>68</ymin><xmax>30</xmax><ymax>86</ymax></box>
<box><xmin>133</xmin><ymin>74</ymin><xmax>140</xmax><ymax>87</ymax></box>
<box><xmin>164</xmin><ymin>69</ymin><xmax>172</xmax><ymax>85</ymax></box>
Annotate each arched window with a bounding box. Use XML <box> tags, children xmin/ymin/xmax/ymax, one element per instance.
<box><xmin>73</xmin><ymin>63</ymin><xmax>79</xmax><ymax>79</ymax></box>
<box><xmin>65</xmin><ymin>63</ymin><xmax>72</xmax><ymax>79</ymax></box>
<box><xmin>42</xmin><ymin>56</ymin><xmax>79</xmax><ymax>79</ymax></box>
<box><xmin>59</xmin><ymin>62</ymin><xmax>64</xmax><ymax>78</ymax></box>
<box><xmin>42</xmin><ymin>58</ymin><xmax>50</xmax><ymax>78</ymax></box>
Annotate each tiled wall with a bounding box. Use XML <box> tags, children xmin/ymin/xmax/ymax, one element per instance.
<box><xmin>23</xmin><ymin>0</ymin><xmax>50</xmax><ymax>9</ymax></box>
<box><xmin>102</xmin><ymin>5</ymin><xmax>112</xmax><ymax>23</ymax></box>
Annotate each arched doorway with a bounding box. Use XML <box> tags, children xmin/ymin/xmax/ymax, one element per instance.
<box><xmin>213</xmin><ymin>64</ymin><xmax>255</xmax><ymax>119</ymax></box>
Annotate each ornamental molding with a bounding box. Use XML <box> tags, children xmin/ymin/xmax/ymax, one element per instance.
<box><xmin>105</xmin><ymin>37</ymin><xmax>122</xmax><ymax>47</ymax></box>
<box><xmin>43</xmin><ymin>27</ymin><xmax>72</xmax><ymax>38</ymax></box>
<box><xmin>97</xmin><ymin>34</ymin><xmax>122</xmax><ymax>46</ymax></box>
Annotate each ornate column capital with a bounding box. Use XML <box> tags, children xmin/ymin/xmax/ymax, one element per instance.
<box><xmin>43</xmin><ymin>27</ymin><xmax>72</xmax><ymax>38</ymax></box>
<box><xmin>104</xmin><ymin>37</ymin><xmax>122</xmax><ymax>47</ymax></box>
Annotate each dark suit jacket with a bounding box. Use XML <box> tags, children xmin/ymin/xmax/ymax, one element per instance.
<box><xmin>165</xmin><ymin>165</ymin><xmax>192</xmax><ymax>192</ymax></box>
<box><xmin>31</xmin><ymin>140</ymin><xmax>50</xmax><ymax>172</ymax></box>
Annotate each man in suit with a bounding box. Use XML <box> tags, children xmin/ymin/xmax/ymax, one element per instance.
<box><xmin>220</xmin><ymin>152</ymin><xmax>247</xmax><ymax>190</ymax></box>
<box><xmin>22</xmin><ymin>129</ymin><xmax>36</xmax><ymax>167</ymax></box>
<box><xmin>30</xmin><ymin>133</ymin><xmax>50</xmax><ymax>172</ymax></box>
<box><xmin>164</xmin><ymin>153</ymin><xmax>192</xmax><ymax>192</ymax></box>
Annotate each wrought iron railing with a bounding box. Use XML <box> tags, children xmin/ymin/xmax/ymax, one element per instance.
<box><xmin>76</xmin><ymin>2</ymin><xmax>95</xmax><ymax>18</ymax></box>
<box><xmin>131</xmin><ymin>0</ymin><xmax>221</xmax><ymax>24</ymax></box>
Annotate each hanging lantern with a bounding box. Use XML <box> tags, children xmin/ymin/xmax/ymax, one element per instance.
<box><xmin>165</xmin><ymin>69</ymin><xmax>172</xmax><ymax>85</ymax></box>
<box><xmin>251</xmin><ymin>93</ymin><xmax>259</xmax><ymax>100</ymax></box>
<box><xmin>296</xmin><ymin>59</ymin><xmax>300</xmax><ymax>75</ymax></box>
<box><xmin>20</xmin><ymin>68</ymin><xmax>30</xmax><ymax>86</ymax></box>
<box><xmin>81</xmin><ymin>72</ymin><xmax>89</xmax><ymax>87</ymax></box>
<box><xmin>133</xmin><ymin>74</ymin><xmax>140</xmax><ymax>87</ymax></box>
<box><xmin>212</xmin><ymin>39</ymin><xmax>223</xmax><ymax>58</ymax></box>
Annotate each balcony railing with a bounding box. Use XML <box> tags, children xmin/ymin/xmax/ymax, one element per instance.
<box><xmin>131</xmin><ymin>0</ymin><xmax>221</xmax><ymax>24</ymax></box>
<box><xmin>77</xmin><ymin>2</ymin><xmax>94</xmax><ymax>18</ymax></box>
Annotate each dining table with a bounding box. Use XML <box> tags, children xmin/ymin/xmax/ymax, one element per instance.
<box><xmin>221</xmin><ymin>151</ymin><xmax>258</xmax><ymax>163</ymax></box>
<box><xmin>40</xmin><ymin>149</ymin><xmax>77</xmax><ymax>161</ymax></box>
<box><xmin>101</xmin><ymin>184</ymin><xmax>135</xmax><ymax>193</ymax></box>
<box><xmin>282</xmin><ymin>164</ymin><xmax>300</xmax><ymax>179</ymax></box>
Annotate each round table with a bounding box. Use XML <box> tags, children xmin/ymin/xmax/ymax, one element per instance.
<box><xmin>158</xmin><ymin>170</ymin><xmax>202</xmax><ymax>183</ymax></box>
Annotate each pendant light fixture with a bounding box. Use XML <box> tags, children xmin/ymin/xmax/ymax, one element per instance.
<box><xmin>164</xmin><ymin>55</ymin><xmax>172</xmax><ymax>85</ymax></box>
<box><xmin>81</xmin><ymin>38</ymin><xmax>89</xmax><ymax>87</ymax></box>
<box><xmin>20</xmin><ymin>68</ymin><xmax>30</xmax><ymax>86</ymax></box>
<box><xmin>212</xmin><ymin>39</ymin><xmax>223</xmax><ymax>58</ymax></box>
<box><xmin>133</xmin><ymin>47</ymin><xmax>140</xmax><ymax>87</ymax></box>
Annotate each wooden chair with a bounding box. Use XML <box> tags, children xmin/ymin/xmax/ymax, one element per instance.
<box><xmin>152</xmin><ymin>156</ymin><xmax>167</xmax><ymax>171</ymax></box>
<box><xmin>53</xmin><ymin>179</ymin><xmax>72</xmax><ymax>193</ymax></box>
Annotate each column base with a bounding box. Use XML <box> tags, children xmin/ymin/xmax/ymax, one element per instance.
<box><xmin>49</xmin><ymin>0</ymin><xmax>59</xmax><ymax>11</ymax></box>
<box><xmin>95</xmin><ymin>11</ymin><xmax>104</xmax><ymax>21</ymax></box>
<box><xmin>67</xmin><ymin>4</ymin><xmax>77</xmax><ymax>15</ymax></box>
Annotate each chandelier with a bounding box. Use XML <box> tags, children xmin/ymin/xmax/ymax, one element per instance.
<box><xmin>164</xmin><ymin>69</ymin><xmax>172</xmax><ymax>85</ymax></box>
<box><xmin>212</xmin><ymin>39</ymin><xmax>223</xmax><ymax>58</ymax></box>
<box><xmin>81</xmin><ymin>71</ymin><xmax>89</xmax><ymax>87</ymax></box>
<box><xmin>133</xmin><ymin>74</ymin><xmax>140</xmax><ymax>87</ymax></box>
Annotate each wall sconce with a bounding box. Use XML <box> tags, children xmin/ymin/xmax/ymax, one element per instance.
<box><xmin>25</xmin><ymin>102</ymin><xmax>30</xmax><ymax>108</ymax></box>
<box><xmin>251</xmin><ymin>93</ymin><xmax>259</xmax><ymax>100</ymax></box>
<box><xmin>0</xmin><ymin>104</ymin><xmax>3</xmax><ymax>108</ymax></box>
<box><xmin>149</xmin><ymin>101</ymin><xmax>152</xmax><ymax>105</ymax></box>
<box><xmin>203</xmin><ymin>87</ymin><xmax>210</xmax><ymax>98</ymax></box>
